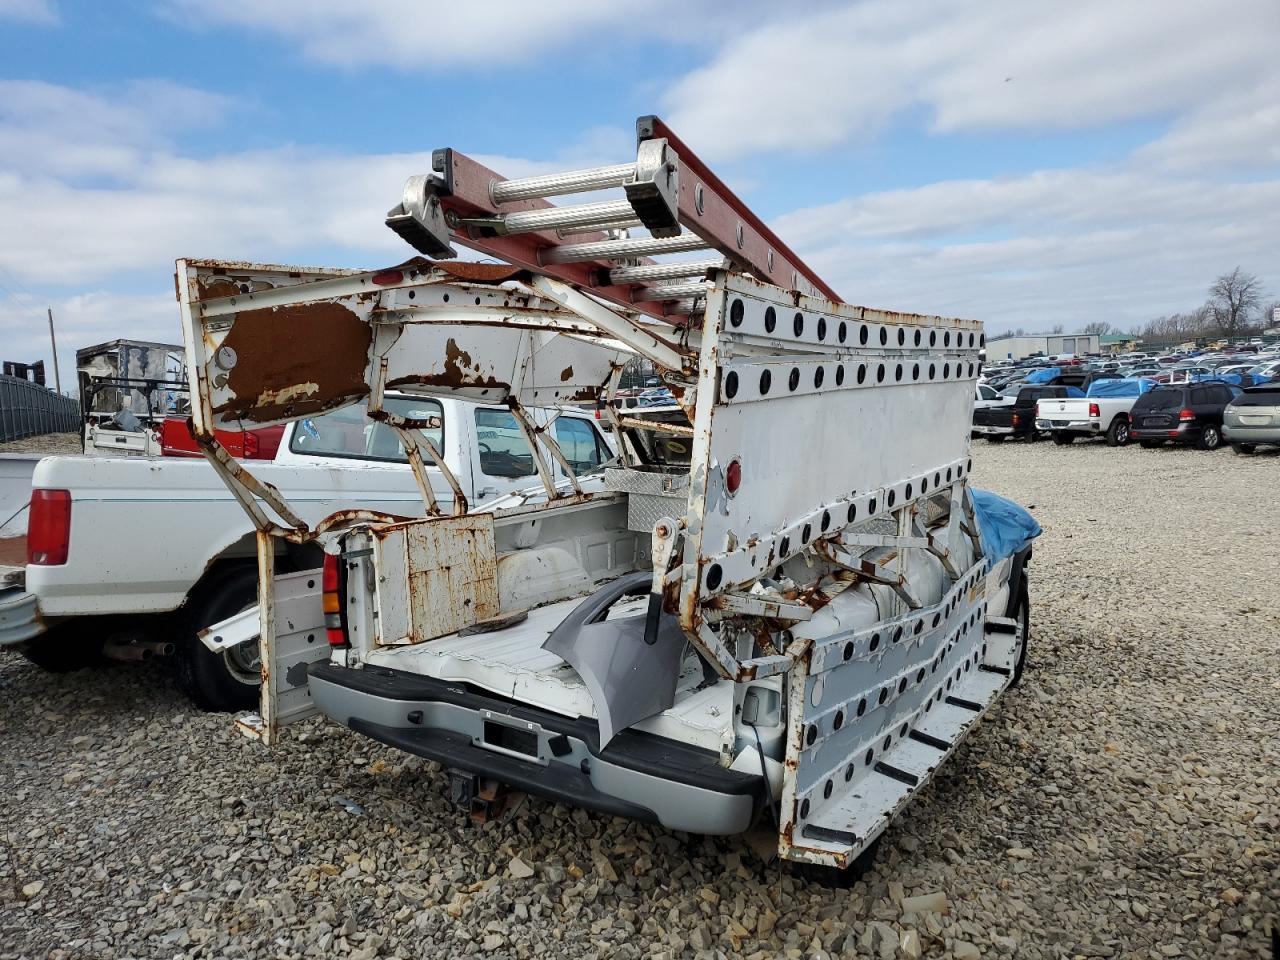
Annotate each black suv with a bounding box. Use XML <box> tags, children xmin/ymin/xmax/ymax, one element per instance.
<box><xmin>1130</xmin><ymin>382</ymin><xmax>1241</xmax><ymax>450</ymax></box>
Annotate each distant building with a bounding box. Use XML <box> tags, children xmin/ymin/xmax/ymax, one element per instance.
<box><xmin>986</xmin><ymin>333</ymin><xmax>1101</xmax><ymax>361</ymax></box>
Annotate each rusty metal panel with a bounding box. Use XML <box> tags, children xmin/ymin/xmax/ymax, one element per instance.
<box><xmin>373</xmin><ymin>529</ymin><xmax>412</xmax><ymax>645</ymax></box>
<box><xmin>403</xmin><ymin>515</ymin><xmax>499</xmax><ymax>642</ymax></box>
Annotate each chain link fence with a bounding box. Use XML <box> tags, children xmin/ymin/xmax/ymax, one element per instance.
<box><xmin>0</xmin><ymin>375</ymin><xmax>79</xmax><ymax>442</ymax></box>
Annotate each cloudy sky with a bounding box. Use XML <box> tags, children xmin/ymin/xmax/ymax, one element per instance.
<box><xmin>1</xmin><ymin>0</ymin><xmax>1277</xmax><ymax>387</ymax></box>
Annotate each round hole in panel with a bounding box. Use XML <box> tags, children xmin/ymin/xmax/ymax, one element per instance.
<box><xmin>730</xmin><ymin>298</ymin><xmax>745</xmax><ymax>327</ymax></box>
<box><xmin>764</xmin><ymin>306</ymin><xmax>776</xmax><ymax>333</ymax></box>
<box><xmin>724</xmin><ymin>371</ymin><xmax>739</xmax><ymax>400</ymax></box>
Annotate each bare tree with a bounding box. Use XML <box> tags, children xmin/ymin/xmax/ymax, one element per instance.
<box><xmin>1208</xmin><ymin>268</ymin><xmax>1264</xmax><ymax>338</ymax></box>
<box><xmin>1049</xmin><ymin>324</ymin><xmax>1064</xmax><ymax>334</ymax></box>
<box><xmin>1082</xmin><ymin>321</ymin><xmax>1112</xmax><ymax>335</ymax></box>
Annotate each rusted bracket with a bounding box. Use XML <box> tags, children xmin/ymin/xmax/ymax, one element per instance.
<box><xmin>526</xmin><ymin>275</ymin><xmax>692</xmax><ymax>375</ymax></box>
<box><xmin>196</xmin><ymin>433</ymin><xmax>309</xmax><ymax>540</ymax></box>
<box><xmin>824</xmin><ymin>546</ymin><xmax>923</xmax><ymax>611</ymax></box>
<box><xmin>709</xmin><ymin>592</ymin><xmax>815</xmax><ymax>622</ymax></box>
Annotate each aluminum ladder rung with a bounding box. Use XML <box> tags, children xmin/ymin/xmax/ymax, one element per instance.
<box><xmin>540</xmin><ymin>233</ymin><xmax>710</xmax><ymax>264</ymax></box>
<box><xmin>490</xmin><ymin>162</ymin><xmax>636</xmax><ymax>205</ymax></box>
<box><xmin>605</xmin><ymin>258</ymin><xmax>725</xmax><ymax>284</ymax></box>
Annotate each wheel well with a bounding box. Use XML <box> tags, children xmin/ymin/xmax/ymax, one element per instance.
<box><xmin>187</xmin><ymin>539</ymin><xmax>322</xmax><ymax>610</ymax></box>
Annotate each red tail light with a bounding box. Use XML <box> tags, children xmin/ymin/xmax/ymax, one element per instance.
<box><xmin>1178</xmin><ymin>408</ymin><xmax>1195</xmax><ymax>422</ymax></box>
<box><xmin>244</xmin><ymin>430</ymin><xmax>259</xmax><ymax>458</ymax></box>
<box><xmin>1011</xmin><ymin>413</ymin><xmax>1021</xmax><ymax>427</ymax></box>
<box><xmin>322</xmin><ymin>552</ymin><xmax>349</xmax><ymax>647</ymax></box>
<box><xmin>1089</xmin><ymin>402</ymin><xmax>1100</xmax><ymax>418</ymax></box>
<box><xmin>726</xmin><ymin>458</ymin><xmax>742</xmax><ymax>495</ymax></box>
<box><xmin>27</xmin><ymin>489</ymin><xmax>71</xmax><ymax>565</ymax></box>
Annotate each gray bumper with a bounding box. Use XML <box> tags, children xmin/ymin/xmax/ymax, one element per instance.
<box><xmin>972</xmin><ymin>424</ymin><xmax>1013</xmax><ymax>435</ymax></box>
<box><xmin>0</xmin><ymin>587</ymin><xmax>45</xmax><ymax>646</ymax></box>
<box><xmin>1222</xmin><ymin>423</ymin><xmax>1280</xmax><ymax>444</ymax></box>
<box><xmin>308</xmin><ymin>662</ymin><xmax>759</xmax><ymax>836</ymax></box>
<box><xmin>1036</xmin><ymin>419</ymin><xmax>1099</xmax><ymax>433</ymax></box>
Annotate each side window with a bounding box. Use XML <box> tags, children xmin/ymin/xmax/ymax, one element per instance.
<box><xmin>1213</xmin><ymin>385</ymin><xmax>1234</xmax><ymax>404</ymax></box>
<box><xmin>554</xmin><ymin>416</ymin><xmax>606</xmax><ymax>473</ymax></box>
<box><xmin>290</xmin><ymin>398</ymin><xmax>443</xmax><ymax>462</ymax></box>
<box><xmin>978</xmin><ymin>385</ymin><xmax>998</xmax><ymax>400</ymax></box>
<box><xmin>474</xmin><ymin>408</ymin><xmax>536</xmax><ymax>477</ymax></box>
<box><xmin>1189</xmin><ymin>388</ymin><xmax>1208</xmax><ymax>405</ymax></box>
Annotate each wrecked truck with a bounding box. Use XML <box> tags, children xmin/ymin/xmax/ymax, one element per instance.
<box><xmin>179</xmin><ymin>116</ymin><xmax>1040</xmax><ymax>875</ymax></box>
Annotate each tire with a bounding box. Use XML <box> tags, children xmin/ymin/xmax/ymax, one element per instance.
<box><xmin>1139</xmin><ymin>439</ymin><xmax>1162</xmax><ymax>449</ymax></box>
<box><xmin>1105</xmin><ymin>418</ymin><xmax>1131</xmax><ymax>447</ymax></box>
<box><xmin>1025</xmin><ymin>431</ymin><xmax>1043</xmax><ymax>443</ymax></box>
<box><xmin>1052</xmin><ymin>433</ymin><xmax>1074</xmax><ymax>446</ymax></box>
<box><xmin>786</xmin><ymin>835</ymin><xmax>883</xmax><ymax>887</ymax></box>
<box><xmin>984</xmin><ymin>435</ymin><xmax>1006</xmax><ymax>444</ymax></box>
<box><xmin>1232</xmin><ymin>443</ymin><xmax>1256</xmax><ymax>455</ymax></box>
<box><xmin>1009</xmin><ymin>586</ymin><xmax>1030</xmax><ymax>686</ymax></box>
<box><xmin>19</xmin><ymin>621</ymin><xmax>105</xmax><ymax>673</ymax></box>
<box><xmin>175</xmin><ymin>564</ymin><xmax>260</xmax><ymax>712</ymax></box>
<box><xmin>1196</xmin><ymin>425</ymin><xmax>1221</xmax><ymax>451</ymax></box>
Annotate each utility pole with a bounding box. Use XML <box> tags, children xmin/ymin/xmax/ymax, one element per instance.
<box><xmin>47</xmin><ymin>307</ymin><xmax>62</xmax><ymax>394</ymax></box>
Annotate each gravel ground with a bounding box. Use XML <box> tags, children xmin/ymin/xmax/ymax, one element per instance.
<box><xmin>0</xmin><ymin>439</ymin><xmax>1276</xmax><ymax>959</ymax></box>
<box><xmin>0</xmin><ymin>433</ymin><xmax>81</xmax><ymax>456</ymax></box>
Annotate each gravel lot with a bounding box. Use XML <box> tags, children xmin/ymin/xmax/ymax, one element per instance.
<box><xmin>0</xmin><ymin>433</ymin><xmax>81</xmax><ymax>456</ymax></box>
<box><xmin>1</xmin><ymin>440</ymin><xmax>1276</xmax><ymax>959</ymax></box>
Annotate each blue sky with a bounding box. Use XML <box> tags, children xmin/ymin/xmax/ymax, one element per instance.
<box><xmin>1</xmin><ymin>0</ymin><xmax>1277</xmax><ymax>385</ymax></box>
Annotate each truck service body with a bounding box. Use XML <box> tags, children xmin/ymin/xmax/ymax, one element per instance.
<box><xmin>180</xmin><ymin>116</ymin><xmax>1040</xmax><ymax>873</ymax></box>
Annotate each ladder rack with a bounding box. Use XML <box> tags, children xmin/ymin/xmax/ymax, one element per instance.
<box><xmin>385</xmin><ymin>116</ymin><xmax>841</xmax><ymax>321</ymax></box>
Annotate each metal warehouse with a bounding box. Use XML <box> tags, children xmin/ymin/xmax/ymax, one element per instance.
<box><xmin>987</xmin><ymin>334</ymin><xmax>1100</xmax><ymax>360</ymax></box>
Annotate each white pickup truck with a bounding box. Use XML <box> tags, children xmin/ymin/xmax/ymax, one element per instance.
<box><xmin>1034</xmin><ymin>378</ymin><xmax>1151</xmax><ymax>446</ymax></box>
<box><xmin>0</xmin><ymin>395</ymin><xmax>614</xmax><ymax>710</ymax></box>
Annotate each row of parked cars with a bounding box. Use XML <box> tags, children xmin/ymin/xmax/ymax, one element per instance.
<box><xmin>973</xmin><ymin>349</ymin><xmax>1280</xmax><ymax>454</ymax></box>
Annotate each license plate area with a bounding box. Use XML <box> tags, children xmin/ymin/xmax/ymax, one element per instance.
<box><xmin>476</xmin><ymin>710</ymin><xmax>549</xmax><ymax>765</ymax></box>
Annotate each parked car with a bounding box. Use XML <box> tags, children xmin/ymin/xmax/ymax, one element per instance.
<box><xmin>1130</xmin><ymin>382</ymin><xmax>1242</xmax><ymax>450</ymax></box>
<box><xmin>1034</xmin><ymin>378</ymin><xmax>1150</xmax><ymax>446</ymax></box>
<box><xmin>3</xmin><ymin>397</ymin><xmax>616</xmax><ymax>710</ymax></box>
<box><xmin>1223</xmin><ymin>385</ymin><xmax>1280</xmax><ymax>454</ymax></box>
<box><xmin>972</xmin><ymin>386</ymin><xmax>1070</xmax><ymax>442</ymax></box>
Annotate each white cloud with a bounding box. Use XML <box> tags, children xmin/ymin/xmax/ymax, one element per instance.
<box><xmin>159</xmin><ymin>0</ymin><xmax>716</xmax><ymax>69</ymax></box>
<box><xmin>663</xmin><ymin>0</ymin><xmax>1280</xmax><ymax>159</ymax></box>
<box><xmin>0</xmin><ymin>0</ymin><xmax>56</xmax><ymax>24</ymax></box>
<box><xmin>0</xmin><ymin>290</ymin><xmax>178</xmax><ymax>389</ymax></box>
<box><xmin>774</xmin><ymin>169</ymin><xmax>1280</xmax><ymax>330</ymax></box>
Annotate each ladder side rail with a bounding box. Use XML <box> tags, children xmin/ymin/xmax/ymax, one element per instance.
<box><xmin>636</xmin><ymin>116</ymin><xmax>842</xmax><ymax>302</ymax></box>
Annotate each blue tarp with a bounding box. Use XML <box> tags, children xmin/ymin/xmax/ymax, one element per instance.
<box><xmin>1024</xmin><ymin>367</ymin><xmax>1061</xmax><ymax>384</ymax></box>
<box><xmin>1063</xmin><ymin>386</ymin><xmax>1086</xmax><ymax>397</ymax></box>
<box><xmin>972</xmin><ymin>489</ymin><xmax>1041</xmax><ymax>563</ymax></box>
<box><xmin>1086</xmin><ymin>377</ymin><xmax>1156</xmax><ymax>398</ymax></box>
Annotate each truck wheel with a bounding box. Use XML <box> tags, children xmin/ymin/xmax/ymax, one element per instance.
<box><xmin>175</xmin><ymin>564</ymin><xmax>260</xmax><ymax>712</ymax></box>
<box><xmin>984</xmin><ymin>435</ymin><xmax>1006</xmax><ymax>444</ymax></box>
<box><xmin>1232</xmin><ymin>443</ymin><xmax>1255</xmax><ymax>455</ymax></box>
<box><xmin>1196</xmin><ymin>425</ymin><xmax>1221</xmax><ymax>451</ymax></box>
<box><xmin>1052</xmin><ymin>433</ymin><xmax>1074</xmax><ymax>446</ymax></box>
<box><xmin>19</xmin><ymin>621</ymin><xmax>104</xmax><ymax>673</ymax></box>
<box><xmin>1105</xmin><ymin>419</ymin><xmax>1130</xmax><ymax>447</ymax></box>
<box><xmin>786</xmin><ymin>835</ymin><xmax>883</xmax><ymax>887</ymax></box>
